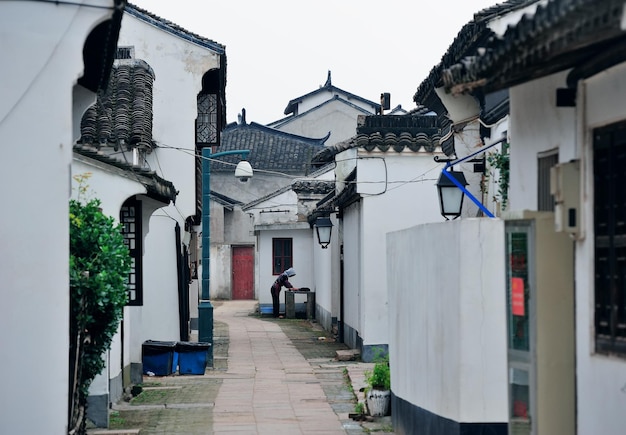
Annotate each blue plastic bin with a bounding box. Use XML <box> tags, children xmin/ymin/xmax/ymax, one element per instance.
<box><xmin>176</xmin><ymin>342</ymin><xmax>211</xmax><ymax>375</ymax></box>
<box><xmin>142</xmin><ymin>340</ymin><xmax>177</xmax><ymax>376</ymax></box>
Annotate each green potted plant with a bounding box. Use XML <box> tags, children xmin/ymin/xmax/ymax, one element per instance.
<box><xmin>364</xmin><ymin>351</ymin><xmax>391</xmax><ymax>417</ymax></box>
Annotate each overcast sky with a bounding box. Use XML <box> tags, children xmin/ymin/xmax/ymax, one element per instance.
<box><xmin>130</xmin><ymin>0</ymin><xmax>500</xmax><ymax>125</ymax></box>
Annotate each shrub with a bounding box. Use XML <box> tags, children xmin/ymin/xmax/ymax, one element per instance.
<box><xmin>365</xmin><ymin>351</ymin><xmax>391</xmax><ymax>391</ymax></box>
<box><xmin>68</xmin><ymin>174</ymin><xmax>131</xmax><ymax>434</ymax></box>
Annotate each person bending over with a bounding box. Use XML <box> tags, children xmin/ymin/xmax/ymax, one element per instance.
<box><xmin>270</xmin><ymin>267</ymin><xmax>298</xmax><ymax>318</ymax></box>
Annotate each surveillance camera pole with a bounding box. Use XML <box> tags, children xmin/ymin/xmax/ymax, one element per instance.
<box><xmin>199</xmin><ymin>148</ymin><xmax>251</xmax><ymax>366</ymax></box>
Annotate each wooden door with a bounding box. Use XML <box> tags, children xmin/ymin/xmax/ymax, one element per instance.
<box><xmin>232</xmin><ymin>246</ymin><xmax>254</xmax><ymax>300</ymax></box>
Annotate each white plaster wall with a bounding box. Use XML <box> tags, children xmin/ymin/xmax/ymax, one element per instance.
<box><xmin>576</xmin><ymin>62</ymin><xmax>626</xmax><ymax>435</ymax></box>
<box><xmin>275</xmin><ymin>98</ymin><xmax>373</xmax><ymax>146</ymax></box>
<box><xmin>72</xmin><ymin>157</ymin><xmax>148</xmax><ymax>395</ymax></box>
<box><xmin>257</xmin><ymin>228</ymin><xmax>314</xmax><ymax>307</ymax></box>
<box><xmin>0</xmin><ymin>2</ymin><xmax>116</xmax><ymax>433</ymax></box>
<box><xmin>508</xmin><ymin>71</ymin><xmax>576</xmax><ymax>210</ymax></box>
<box><xmin>507</xmin><ymin>63</ymin><xmax>626</xmax><ymax>433</ymax></box>
<box><xmin>357</xmin><ymin>152</ymin><xmax>444</xmax><ymax>347</ymax></box>
<box><xmin>116</xmin><ymin>13</ymin><xmax>222</xmax><ymax>350</ymax></box>
<box><xmin>342</xmin><ymin>203</ymin><xmax>362</xmax><ymax>343</ymax></box>
<box><xmin>387</xmin><ymin>218</ymin><xmax>508</xmax><ymax>423</ymax></box>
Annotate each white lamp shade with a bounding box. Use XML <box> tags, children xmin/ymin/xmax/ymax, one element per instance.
<box><xmin>234</xmin><ymin>160</ymin><xmax>253</xmax><ymax>179</ymax></box>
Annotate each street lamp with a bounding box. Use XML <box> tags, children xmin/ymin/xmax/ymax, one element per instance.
<box><xmin>199</xmin><ymin>148</ymin><xmax>252</xmax><ymax>365</ymax></box>
<box><xmin>436</xmin><ymin>168</ymin><xmax>468</xmax><ymax>220</ymax></box>
<box><xmin>315</xmin><ymin>216</ymin><xmax>333</xmax><ymax>248</ymax></box>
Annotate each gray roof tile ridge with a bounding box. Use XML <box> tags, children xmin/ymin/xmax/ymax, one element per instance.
<box><xmin>283</xmin><ymin>83</ymin><xmax>380</xmax><ymax>115</ymax></box>
<box><xmin>226</xmin><ymin>121</ymin><xmax>330</xmax><ymax>146</ymax></box>
<box><xmin>125</xmin><ymin>3</ymin><xmax>225</xmax><ymax>54</ymax></box>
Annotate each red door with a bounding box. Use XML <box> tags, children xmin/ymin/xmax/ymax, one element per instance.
<box><xmin>232</xmin><ymin>246</ymin><xmax>254</xmax><ymax>300</ymax></box>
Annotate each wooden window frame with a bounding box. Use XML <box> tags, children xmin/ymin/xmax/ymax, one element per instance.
<box><xmin>272</xmin><ymin>238</ymin><xmax>293</xmax><ymax>276</ymax></box>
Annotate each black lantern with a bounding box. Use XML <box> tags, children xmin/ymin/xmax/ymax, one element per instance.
<box><xmin>436</xmin><ymin>169</ymin><xmax>468</xmax><ymax>220</ymax></box>
<box><xmin>315</xmin><ymin>217</ymin><xmax>333</xmax><ymax>248</ymax></box>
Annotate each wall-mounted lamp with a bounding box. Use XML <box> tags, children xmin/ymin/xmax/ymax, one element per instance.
<box><xmin>315</xmin><ymin>217</ymin><xmax>333</xmax><ymax>248</ymax></box>
<box><xmin>436</xmin><ymin>169</ymin><xmax>468</xmax><ymax>220</ymax></box>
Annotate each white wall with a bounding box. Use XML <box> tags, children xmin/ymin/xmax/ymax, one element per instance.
<box><xmin>508</xmin><ymin>71</ymin><xmax>576</xmax><ymax>210</ymax></box>
<box><xmin>257</xmin><ymin>228</ymin><xmax>314</xmax><ymax>306</ymax></box>
<box><xmin>275</xmin><ymin>98</ymin><xmax>370</xmax><ymax>146</ymax></box>
<box><xmin>576</xmin><ymin>62</ymin><xmax>626</xmax><ymax>435</ymax></box>
<box><xmin>342</xmin><ymin>203</ymin><xmax>362</xmax><ymax>348</ymax></box>
<box><xmin>387</xmin><ymin>218</ymin><xmax>508</xmax><ymax>423</ymax></box>
<box><xmin>72</xmin><ymin>157</ymin><xmax>149</xmax><ymax>395</ymax></box>
<box><xmin>508</xmin><ymin>63</ymin><xmax>626</xmax><ymax>434</ymax></box>
<box><xmin>0</xmin><ymin>2</ymin><xmax>117</xmax><ymax>433</ymax></box>
<box><xmin>117</xmin><ymin>12</ymin><xmax>222</xmax><ymax>351</ymax></box>
<box><xmin>358</xmin><ymin>152</ymin><xmax>443</xmax><ymax>347</ymax></box>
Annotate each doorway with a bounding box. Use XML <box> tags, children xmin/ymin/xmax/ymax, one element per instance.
<box><xmin>232</xmin><ymin>246</ymin><xmax>254</xmax><ymax>299</ymax></box>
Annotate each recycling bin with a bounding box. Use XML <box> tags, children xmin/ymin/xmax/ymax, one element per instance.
<box><xmin>142</xmin><ymin>340</ymin><xmax>177</xmax><ymax>376</ymax></box>
<box><xmin>176</xmin><ymin>341</ymin><xmax>211</xmax><ymax>375</ymax></box>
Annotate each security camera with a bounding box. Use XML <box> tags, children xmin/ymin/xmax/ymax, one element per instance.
<box><xmin>234</xmin><ymin>160</ymin><xmax>253</xmax><ymax>182</ymax></box>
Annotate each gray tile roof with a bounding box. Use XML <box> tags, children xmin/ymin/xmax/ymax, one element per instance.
<box><xmin>413</xmin><ymin>0</ymin><xmax>539</xmax><ymax>107</ymax></box>
<box><xmin>80</xmin><ymin>60</ymin><xmax>155</xmax><ymax>150</ymax></box>
<box><xmin>441</xmin><ymin>0</ymin><xmax>626</xmax><ymax>95</ymax></box>
<box><xmin>311</xmin><ymin>115</ymin><xmax>449</xmax><ymax>165</ymax></box>
<box><xmin>211</xmin><ymin>122</ymin><xmax>329</xmax><ymax>176</ymax></box>
<box><xmin>73</xmin><ymin>143</ymin><xmax>177</xmax><ymax>204</ymax></box>
<box><xmin>281</xmin><ymin>73</ymin><xmax>380</xmax><ymax>116</ymax></box>
<box><xmin>268</xmin><ymin>96</ymin><xmax>377</xmax><ymax>129</ymax></box>
<box><xmin>125</xmin><ymin>3</ymin><xmax>225</xmax><ymax>54</ymax></box>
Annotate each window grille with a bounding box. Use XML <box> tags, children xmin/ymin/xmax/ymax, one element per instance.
<box><xmin>120</xmin><ymin>198</ymin><xmax>143</xmax><ymax>306</ymax></box>
<box><xmin>594</xmin><ymin>121</ymin><xmax>626</xmax><ymax>356</ymax></box>
<box><xmin>537</xmin><ymin>149</ymin><xmax>558</xmax><ymax>211</ymax></box>
<box><xmin>272</xmin><ymin>238</ymin><xmax>293</xmax><ymax>275</ymax></box>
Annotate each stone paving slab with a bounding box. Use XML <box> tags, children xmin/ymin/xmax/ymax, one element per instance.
<box><xmin>88</xmin><ymin>300</ymin><xmax>394</xmax><ymax>434</ymax></box>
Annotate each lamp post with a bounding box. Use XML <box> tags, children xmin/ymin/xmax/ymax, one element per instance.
<box><xmin>436</xmin><ymin>168</ymin><xmax>468</xmax><ymax>220</ymax></box>
<box><xmin>315</xmin><ymin>216</ymin><xmax>333</xmax><ymax>248</ymax></box>
<box><xmin>199</xmin><ymin>148</ymin><xmax>252</xmax><ymax>365</ymax></box>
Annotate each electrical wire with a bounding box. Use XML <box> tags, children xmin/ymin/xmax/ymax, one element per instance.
<box><xmin>3</xmin><ymin>0</ymin><xmax>117</xmax><ymax>10</ymax></box>
<box><xmin>0</xmin><ymin>2</ymin><xmax>81</xmax><ymax>128</ymax></box>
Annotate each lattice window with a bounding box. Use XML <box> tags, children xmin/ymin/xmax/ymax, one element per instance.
<box><xmin>196</xmin><ymin>93</ymin><xmax>218</xmax><ymax>145</ymax></box>
<box><xmin>594</xmin><ymin>121</ymin><xmax>626</xmax><ymax>356</ymax></box>
<box><xmin>120</xmin><ymin>198</ymin><xmax>143</xmax><ymax>306</ymax></box>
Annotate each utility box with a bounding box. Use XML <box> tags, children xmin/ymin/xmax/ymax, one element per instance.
<box><xmin>504</xmin><ymin>211</ymin><xmax>575</xmax><ymax>435</ymax></box>
<box><xmin>550</xmin><ymin>160</ymin><xmax>580</xmax><ymax>236</ymax></box>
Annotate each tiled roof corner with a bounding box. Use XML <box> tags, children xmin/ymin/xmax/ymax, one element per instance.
<box><xmin>441</xmin><ymin>0</ymin><xmax>626</xmax><ymax>95</ymax></box>
<box><xmin>73</xmin><ymin>144</ymin><xmax>177</xmax><ymax>204</ymax></box>
<box><xmin>413</xmin><ymin>0</ymin><xmax>540</xmax><ymax>106</ymax></box>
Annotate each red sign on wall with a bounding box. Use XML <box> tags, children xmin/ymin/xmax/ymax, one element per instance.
<box><xmin>511</xmin><ymin>277</ymin><xmax>525</xmax><ymax>316</ymax></box>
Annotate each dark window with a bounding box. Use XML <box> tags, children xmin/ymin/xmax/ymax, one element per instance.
<box><xmin>272</xmin><ymin>238</ymin><xmax>293</xmax><ymax>275</ymax></box>
<box><xmin>196</xmin><ymin>93</ymin><xmax>218</xmax><ymax>145</ymax></box>
<box><xmin>120</xmin><ymin>198</ymin><xmax>142</xmax><ymax>306</ymax></box>
<box><xmin>115</xmin><ymin>46</ymin><xmax>134</xmax><ymax>60</ymax></box>
<box><xmin>594</xmin><ymin>121</ymin><xmax>626</xmax><ymax>356</ymax></box>
<box><xmin>537</xmin><ymin>149</ymin><xmax>558</xmax><ymax>211</ymax></box>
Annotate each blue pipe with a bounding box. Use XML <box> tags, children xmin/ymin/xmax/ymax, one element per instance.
<box><xmin>442</xmin><ymin>136</ymin><xmax>506</xmax><ymax>219</ymax></box>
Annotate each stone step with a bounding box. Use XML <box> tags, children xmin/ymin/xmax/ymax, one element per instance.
<box><xmin>336</xmin><ymin>349</ymin><xmax>361</xmax><ymax>361</ymax></box>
